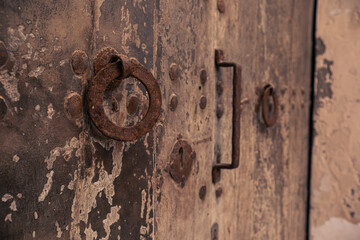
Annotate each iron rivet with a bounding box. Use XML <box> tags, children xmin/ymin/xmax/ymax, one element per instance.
<box><xmin>215</xmin><ymin>187</ymin><xmax>223</xmax><ymax>198</ymax></box>
<box><xmin>127</xmin><ymin>96</ymin><xmax>139</xmax><ymax>115</ymax></box>
<box><xmin>217</xmin><ymin>0</ymin><xmax>225</xmax><ymax>13</ymax></box>
<box><xmin>169</xmin><ymin>94</ymin><xmax>178</xmax><ymax>111</ymax></box>
<box><xmin>200</xmin><ymin>69</ymin><xmax>207</xmax><ymax>85</ymax></box>
<box><xmin>64</xmin><ymin>93</ymin><xmax>83</xmax><ymax>120</ymax></box>
<box><xmin>199</xmin><ymin>185</ymin><xmax>207</xmax><ymax>200</ymax></box>
<box><xmin>216</xmin><ymin>81</ymin><xmax>223</xmax><ymax>96</ymax></box>
<box><xmin>216</xmin><ymin>103</ymin><xmax>224</xmax><ymax>118</ymax></box>
<box><xmin>0</xmin><ymin>97</ymin><xmax>7</xmax><ymax>120</ymax></box>
<box><xmin>199</xmin><ymin>96</ymin><xmax>207</xmax><ymax>109</ymax></box>
<box><xmin>169</xmin><ymin>63</ymin><xmax>180</xmax><ymax>81</ymax></box>
<box><xmin>0</xmin><ymin>41</ymin><xmax>8</xmax><ymax>68</ymax></box>
<box><xmin>211</xmin><ymin>223</ymin><xmax>219</xmax><ymax>240</ymax></box>
<box><xmin>71</xmin><ymin>50</ymin><xmax>89</xmax><ymax>75</ymax></box>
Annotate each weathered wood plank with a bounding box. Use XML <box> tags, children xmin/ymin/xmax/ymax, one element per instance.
<box><xmin>154</xmin><ymin>1</ymin><xmax>313</xmax><ymax>239</ymax></box>
<box><xmin>0</xmin><ymin>1</ymin><xmax>92</xmax><ymax>239</ymax></box>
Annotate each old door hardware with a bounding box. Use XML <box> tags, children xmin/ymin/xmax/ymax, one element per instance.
<box><xmin>211</xmin><ymin>223</ymin><xmax>219</xmax><ymax>240</ymax></box>
<box><xmin>212</xmin><ymin>49</ymin><xmax>242</xmax><ymax>183</ymax></box>
<box><xmin>87</xmin><ymin>49</ymin><xmax>162</xmax><ymax>141</ymax></box>
<box><xmin>169</xmin><ymin>139</ymin><xmax>196</xmax><ymax>187</ymax></box>
<box><xmin>261</xmin><ymin>84</ymin><xmax>278</xmax><ymax>127</ymax></box>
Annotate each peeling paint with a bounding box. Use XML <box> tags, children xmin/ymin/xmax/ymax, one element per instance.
<box><xmin>10</xmin><ymin>200</ymin><xmax>17</xmax><ymax>211</ymax></box>
<box><xmin>70</xmin><ymin>142</ymin><xmax>124</xmax><ymax>240</ymax></box>
<box><xmin>44</xmin><ymin>137</ymin><xmax>80</xmax><ymax>170</ymax></box>
<box><xmin>38</xmin><ymin>170</ymin><xmax>54</xmax><ymax>202</ymax></box>
<box><xmin>101</xmin><ymin>206</ymin><xmax>121</xmax><ymax>240</ymax></box>
<box><xmin>47</xmin><ymin>103</ymin><xmax>55</xmax><ymax>119</ymax></box>
<box><xmin>55</xmin><ymin>221</ymin><xmax>63</xmax><ymax>238</ymax></box>
<box><xmin>5</xmin><ymin>213</ymin><xmax>12</xmax><ymax>222</ymax></box>
<box><xmin>28</xmin><ymin>66</ymin><xmax>45</xmax><ymax>78</ymax></box>
<box><xmin>94</xmin><ymin>0</ymin><xmax>106</xmax><ymax>31</ymax></box>
<box><xmin>12</xmin><ymin>155</ymin><xmax>20</xmax><ymax>163</ymax></box>
<box><xmin>2</xmin><ymin>193</ymin><xmax>13</xmax><ymax>202</ymax></box>
<box><xmin>0</xmin><ymin>70</ymin><xmax>20</xmax><ymax>102</ymax></box>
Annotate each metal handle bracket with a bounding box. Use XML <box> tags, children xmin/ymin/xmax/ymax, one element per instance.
<box><xmin>212</xmin><ymin>49</ymin><xmax>242</xmax><ymax>183</ymax></box>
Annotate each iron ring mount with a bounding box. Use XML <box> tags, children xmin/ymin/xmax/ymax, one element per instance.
<box><xmin>261</xmin><ymin>84</ymin><xmax>278</xmax><ymax>127</ymax></box>
<box><xmin>87</xmin><ymin>53</ymin><xmax>162</xmax><ymax>141</ymax></box>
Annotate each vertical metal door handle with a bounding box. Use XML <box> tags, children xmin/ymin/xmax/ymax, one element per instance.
<box><xmin>212</xmin><ymin>49</ymin><xmax>241</xmax><ymax>183</ymax></box>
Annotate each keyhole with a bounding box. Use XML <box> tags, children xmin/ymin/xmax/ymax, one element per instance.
<box><xmin>179</xmin><ymin>147</ymin><xmax>184</xmax><ymax>168</ymax></box>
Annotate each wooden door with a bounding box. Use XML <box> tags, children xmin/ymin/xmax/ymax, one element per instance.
<box><xmin>0</xmin><ymin>1</ymin><xmax>313</xmax><ymax>239</ymax></box>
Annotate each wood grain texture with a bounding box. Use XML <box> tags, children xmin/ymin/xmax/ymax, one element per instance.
<box><xmin>310</xmin><ymin>1</ymin><xmax>360</xmax><ymax>239</ymax></box>
<box><xmin>154</xmin><ymin>1</ymin><xmax>313</xmax><ymax>239</ymax></box>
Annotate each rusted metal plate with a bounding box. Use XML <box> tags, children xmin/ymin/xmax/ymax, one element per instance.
<box><xmin>168</xmin><ymin>139</ymin><xmax>195</xmax><ymax>187</ymax></box>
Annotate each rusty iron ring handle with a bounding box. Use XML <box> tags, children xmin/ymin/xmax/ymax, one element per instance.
<box><xmin>212</xmin><ymin>49</ymin><xmax>242</xmax><ymax>183</ymax></box>
<box><xmin>87</xmin><ymin>54</ymin><xmax>161</xmax><ymax>141</ymax></box>
<box><xmin>262</xmin><ymin>85</ymin><xmax>278</xmax><ymax>127</ymax></box>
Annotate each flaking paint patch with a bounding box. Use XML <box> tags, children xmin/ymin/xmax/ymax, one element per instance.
<box><xmin>139</xmin><ymin>174</ymin><xmax>153</xmax><ymax>238</ymax></box>
<box><xmin>84</xmin><ymin>224</ymin><xmax>98</xmax><ymax>240</ymax></box>
<box><xmin>70</xmin><ymin>142</ymin><xmax>124</xmax><ymax>240</ymax></box>
<box><xmin>45</xmin><ymin>137</ymin><xmax>81</xmax><ymax>170</ymax></box>
<box><xmin>38</xmin><ymin>170</ymin><xmax>54</xmax><ymax>202</ymax></box>
<box><xmin>28</xmin><ymin>66</ymin><xmax>45</xmax><ymax>78</ymax></box>
<box><xmin>0</xmin><ymin>70</ymin><xmax>20</xmax><ymax>102</ymax></box>
<box><xmin>119</xmin><ymin>6</ymin><xmax>141</xmax><ymax>54</ymax></box>
<box><xmin>12</xmin><ymin>154</ymin><xmax>20</xmax><ymax>163</ymax></box>
<box><xmin>47</xmin><ymin>103</ymin><xmax>55</xmax><ymax>119</ymax></box>
<box><xmin>101</xmin><ymin>205</ymin><xmax>121</xmax><ymax>240</ymax></box>
<box><xmin>55</xmin><ymin>221</ymin><xmax>63</xmax><ymax>238</ymax></box>
<box><xmin>5</xmin><ymin>214</ymin><xmax>12</xmax><ymax>222</ymax></box>
<box><xmin>7</xmin><ymin>26</ymin><xmax>27</xmax><ymax>51</ymax></box>
<box><xmin>9</xmin><ymin>200</ymin><xmax>17</xmax><ymax>211</ymax></box>
<box><xmin>2</xmin><ymin>193</ymin><xmax>13</xmax><ymax>202</ymax></box>
<box><xmin>94</xmin><ymin>0</ymin><xmax>106</xmax><ymax>31</ymax></box>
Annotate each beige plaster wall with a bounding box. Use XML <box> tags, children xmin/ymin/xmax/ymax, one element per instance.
<box><xmin>310</xmin><ymin>0</ymin><xmax>360</xmax><ymax>239</ymax></box>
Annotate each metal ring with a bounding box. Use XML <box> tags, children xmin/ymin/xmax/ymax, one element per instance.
<box><xmin>262</xmin><ymin>85</ymin><xmax>278</xmax><ymax>127</ymax></box>
<box><xmin>87</xmin><ymin>54</ymin><xmax>161</xmax><ymax>141</ymax></box>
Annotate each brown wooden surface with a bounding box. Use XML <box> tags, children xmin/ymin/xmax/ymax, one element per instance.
<box><xmin>0</xmin><ymin>1</ymin><xmax>313</xmax><ymax>239</ymax></box>
<box><xmin>155</xmin><ymin>1</ymin><xmax>313</xmax><ymax>239</ymax></box>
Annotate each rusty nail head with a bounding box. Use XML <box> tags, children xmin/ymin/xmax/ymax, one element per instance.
<box><xmin>211</xmin><ymin>223</ymin><xmax>219</xmax><ymax>240</ymax></box>
<box><xmin>217</xmin><ymin>0</ymin><xmax>225</xmax><ymax>13</ymax></box>
<box><xmin>169</xmin><ymin>139</ymin><xmax>194</xmax><ymax>187</ymax></box>
<box><xmin>216</xmin><ymin>81</ymin><xmax>223</xmax><ymax>96</ymax></box>
<box><xmin>200</xmin><ymin>96</ymin><xmax>207</xmax><ymax>109</ymax></box>
<box><xmin>0</xmin><ymin>41</ymin><xmax>8</xmax><ymax>68</ymax></box>
<box><xmin>64</xmin><ymin>93</ymin><xmax>83</xmax><ymax>120</ymax></box>
<box><xmin>0</xmin><ymin>97</ymin><xmax>7</xmax><ymax>120</ymax></box>
<box><xmin>169</xmin><ymin>63</ymin><xmax>180</xmax><ymax>81</ymax></box>
<box><xmin>215</xmin><ymin>187</ymin><xmax>223</xmax><ymax>198</ymax></box>
<box><xmin>199</xmin><ymin>185</ymin><xmax>207</xmax><ymax>200</ymax></box>
<box><xmin>216</xmin><ymin>103</ymin><xmax>224</xmax><ymax>118</ymax></box>
<box><xmin>169</xmin><ymin>94</ymin><xmax>178</xmax><ymax>111</ymax></box>
<box><xmin>71</xmin><ymin>50</ymin><xmax>88</xmax><ymax>75</ymax></box>
<box><xmin>200</xmin><ymin>69</ymin><xmax>207</xmax><ymax>85</ymax></box>
<box><xmin>94</xmin><ymin>47</ymin><xmax>119</xmax><ymax>74</ymax></box>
